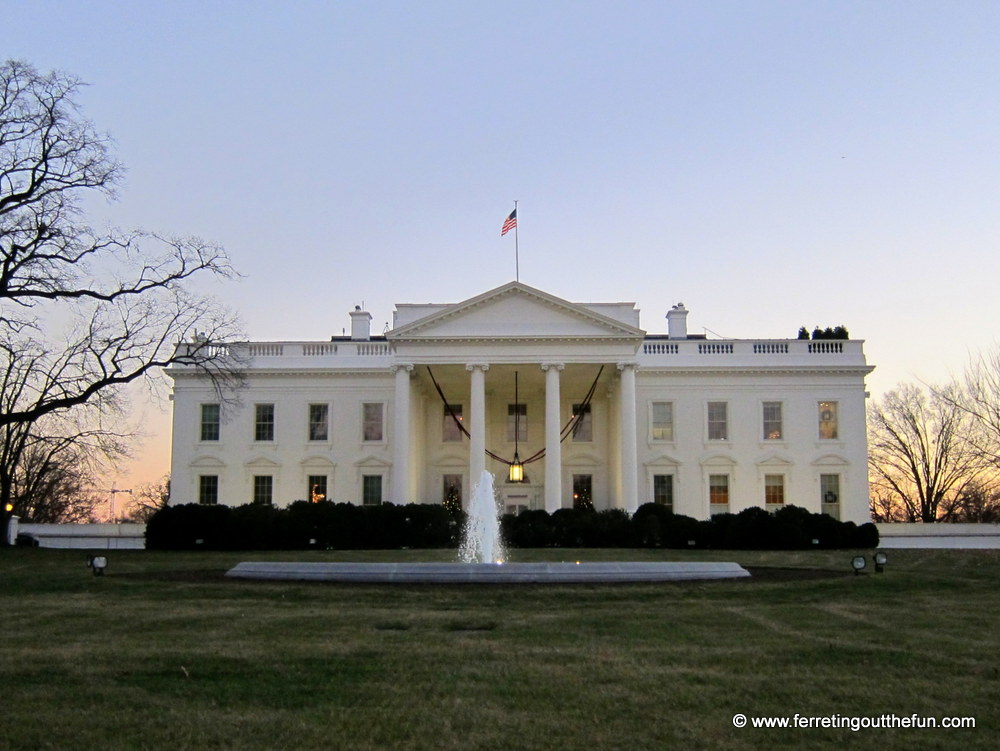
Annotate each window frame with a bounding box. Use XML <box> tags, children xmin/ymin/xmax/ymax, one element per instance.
<box><xmin>362</xmin><ymin>402</ymin><xmax>385</xmax><ymax>443</ymax></box>
<box><xmin>308</xmin><ymin>474</ymin><xmax>328</xmax><ymax>503</ymax></box>
<box><xmin>708</xmin><ymin>473</ymin><xmax>730</xmax><ymax>508</ymax></box>
<box><xmin>651</xmin><ymin>401</ymin><xmax>674</xmax><ymax>442</ymax></box>
<box><xmin>254</xmin><ymin>403</ymin><xmax>275</xmax><ymax>442</ymax></box>
<box><xmin>506</xmin><ymin>403</ymin><xmax>527</xmax><ymax>443</ymax></box>
<box><xmin>572</xmin><ymin>473</ymin><xmax>593</xmax><ymax>509</ymax></box>
<box><xmin>762</xmin><ymin>401</ymin><xmax>783</xmax><ymax>441</ymax></box>
<box><xmin>707</xmin><ymin>401</ymin><xmax>728</xmax><ymax>441</ymax></box>
<box><xmin>653</xmin><ymin>474</ymin><xmax>674</xmax><ymax>511</ymax></box>
<box><xmin>198</xmin><ymin>475</ymin><xmax>219</xmax><ymax>505</ymax></box>
<box><xmin>362</xmin><ymin>474</ymin><xmax>383</xmax><ymax>505</ymax></box>
<box><xmin>308</xmin><ymin>403</ymin><xmax>329</xmax><ymax>442</ymax></box>
<box><xmin>571</xmin><ymin>403</ymin><xmax>593</xmax><ymax>442</ymax></box>
<box><xmin>764</xmin><ymin>474</ymin><xmax>785</xmax><ymax>506</ymax></box>
<box><xmin>819</xmin><ymin>401</ymin><xmax>839</xmax><ymax>440</ymax></box>
<box><xmin>200</xmin><ymin>403</ymin><xmax>220</xmax><ymax>442</ymax></box>
<box><xmin>443</xmin><ymin>404</ymin><xmax>464</xmax><ymax>443</ymax></box>
<box><xmin>252</xmin><ymin>475</ymin><xmax>273</xmax><ymax>505</ymax></box>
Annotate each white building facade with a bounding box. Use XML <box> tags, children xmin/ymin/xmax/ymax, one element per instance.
<box><xmin>167</xmin><ymin>282</ymin><xmax>874</xmax><ymax>523</ymax></box>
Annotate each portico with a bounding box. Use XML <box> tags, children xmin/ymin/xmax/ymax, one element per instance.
<box><xmin>389</xmin><ymin>356</ymin><xmax>641</xmax><ymax>513</ymax></box>
<box><xmin>385</xmin><ymin>282</ymin><xmax>647</xmax><ymax>512</ymax></box>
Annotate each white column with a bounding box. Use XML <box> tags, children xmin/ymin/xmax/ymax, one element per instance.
<box><xmin>618</xmin><ymin>362</ymin><xmax>639</xmax><ymax>513</ymax></box>
<box><xmin>542</xmin><ymin>362</ymin><xmax>564</xmax><ymax>513</ymax></box>
<box><xmin>391</xmin><ymin>364</ymin><xmax>413</xmax><ymax>504</ymax></box>
<box><xmin>467</xmin><ymin>363</ymin><xmax>489</xmax><ymax>486</ymax></box>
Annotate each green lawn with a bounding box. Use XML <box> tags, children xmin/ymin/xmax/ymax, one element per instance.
<box><xmin>1</xmin><ymin>547</ymin><xmax>997</xmax><ymax>750</ymax></box>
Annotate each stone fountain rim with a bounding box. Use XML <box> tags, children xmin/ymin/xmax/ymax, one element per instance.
<box><xmin>225</xmin><ymin>560</ymin><xmax>752</xmax><ymax>584</ymax></box>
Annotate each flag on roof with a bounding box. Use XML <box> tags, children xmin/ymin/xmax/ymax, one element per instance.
<box><xmin>501</xmin><ymin>208</ymin><xmax>517</xmax><ymax>236</ymax></box>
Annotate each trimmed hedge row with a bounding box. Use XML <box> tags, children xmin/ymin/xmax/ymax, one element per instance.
<box><xmin>146</xmin><ymin>501</ymin><xmax>459</xmax><ymax>551</ymax></box>
<box><xmin>146</xmin><ymin>501</ymin><xmax>878</xmax><ymax>551</ymax></box>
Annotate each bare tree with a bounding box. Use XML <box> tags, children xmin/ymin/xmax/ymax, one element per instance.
<box><xmin>1</xmin><ymin>60</ymin><xmax>243</xmax><ymax>540</ymax></box>
<box><xmin>941</xmin><ymin>346</ymin><xmax>1000</xmax><ymax>472</ymax></box>
<box><xmin>868</xmin><ymin>383</ymin><xmax>989</xmax><ymax>522</ymax></box>
<box><xmin>124</xmin><ymin>474</ymin><xmax>170</xmax><ymax>523</ymax></box>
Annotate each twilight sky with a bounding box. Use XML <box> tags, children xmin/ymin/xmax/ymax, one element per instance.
<box><xmin>4</xmin><ymin>0</ymin><xmax>1000</xmax><ymax>497</ymax></box>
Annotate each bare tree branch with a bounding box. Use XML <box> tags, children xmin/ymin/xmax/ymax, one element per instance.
<box><xmin>0</xmin><ymin>59</ymin><xmax>245</xmax><ymax>538</ymax></box>
<box><xmin>868</xmin><ymin>382</ymin><xmax>990</xmax><ymax>522</ymax></box>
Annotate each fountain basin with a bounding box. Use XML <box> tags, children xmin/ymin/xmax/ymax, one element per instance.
<box><xmin>225</xmin><ymin>560</ymin><xmax>751</xmax><ymax>584</ymax></box>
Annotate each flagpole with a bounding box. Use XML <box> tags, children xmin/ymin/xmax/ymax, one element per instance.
<box><xmin>513</xmin><ymin>199</ymin><xmax>519</xmax><ymax>282</ymax></box>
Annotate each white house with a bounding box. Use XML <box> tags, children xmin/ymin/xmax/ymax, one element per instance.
<box><xmin>167</xmin><ymin>281</ymin><xmax>874</xmax><ymax>523</ymax></box>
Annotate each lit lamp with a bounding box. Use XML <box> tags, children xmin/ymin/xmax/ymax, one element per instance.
<box><xmin>508</xmin><ymin>371</ymin><xmax>525</xmax><ymax>483</ymax></box>
<box><xmin>851</xmin><ymin>555</ymin><xmax>867</xmax><ymax>575</ymax></box>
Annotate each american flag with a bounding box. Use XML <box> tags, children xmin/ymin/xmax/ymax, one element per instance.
<box><xmin>501</xmin><ymin>208</ymin><xmax>517</xmax><ymax>236</ymax></box>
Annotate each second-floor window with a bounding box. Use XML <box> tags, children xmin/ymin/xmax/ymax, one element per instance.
<box><xmin>507</xmin><ymin>404</ymin><xmax>527</xmax><ymax>443</ymax></box>
<box><xmin>651</xmin><ymin>402</ymin><xmax>674</xmax><ymax>441</ymax></box>
<box><xmin>200</xmin><ymin>403</ymin><xmax>220</xmax><ymax>441</ymax></box>
<box><xmin>819</xmin><ymin>401</ymin><xmax>839</xmax><ymax>440</ymax></box>
<box><xmin>363</xmin><ymin>403</ymin><xmax>384</xmax><ymax>442</ymax></box>
<box><xmin>707</xmin><ymin>402</ymin><xmax>728</xmax><ymax>441</ymax></box>
<box><xmin>443</xmin><ymin>404</ymin><xmax>464</xmax><ymax>442</ymax></box>
<box><xmin>255</xmin><ymin>404</ymin><xmax>275</xmax><ymax>441</ymax></box>
<box><xmin>572</xmin><ymin>404</ymin><xmax>592</xmax><ymax>442</ymax></box>
<box><xmin>763</xmin><ymin>401</ymin><xmax>783</xmax><ymax>440</ymax></box>
<box><xmin>308</xmin><ymin>404</ymin><xmax>329</xmax><ymax>441</ymax></box>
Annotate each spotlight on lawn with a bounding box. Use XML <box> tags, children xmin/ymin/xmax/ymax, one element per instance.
<box><xmin>851</xmin><ymin>555</ymin><xmax>867</xmax><ymax>575</ymax></box>
<box><xmin>873</xmin><ymin>551</ymin><xmax>888</xmax><ymax>573</ymax></box>
<box><xmin>87</xmin><ymin>555</ymin><xmax>108</xmax><ymax>576</ymax></box>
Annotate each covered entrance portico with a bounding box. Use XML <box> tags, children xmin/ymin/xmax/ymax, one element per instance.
<box><xmin>385</xmin><ymin>282</ymin><xmax>646</xmax><ymax>512</ymax></box>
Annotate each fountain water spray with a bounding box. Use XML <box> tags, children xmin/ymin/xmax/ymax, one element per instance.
<box><xmin>458</xmin><ymin>470</ymin><xmax>506</xmax><ymax>564</ymax></box>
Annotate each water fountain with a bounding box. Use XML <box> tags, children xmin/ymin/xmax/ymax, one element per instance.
<box><xmin>227</xmin><ymin>468</ymin><xmax>750</xmax><ymax>582</ymax></box>
<box><xmin>458</xmin><ymin>471</ymin><xmax>506</xmax><ymax>565</ymax></box>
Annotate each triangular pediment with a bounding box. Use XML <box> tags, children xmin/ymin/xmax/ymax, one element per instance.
<box><xmin>388</xmin><ymin>282</ymin><xmax>644</xmax><ymax>342</ymax></box>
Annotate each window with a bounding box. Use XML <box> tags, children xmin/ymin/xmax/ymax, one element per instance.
<box><xmin>651</xmin><ymin>402</ymin><xmax>674</xmax><ymax>441</ymax></box>
<box><xmin>308</xmin><ymin>475</ymin><xmax>327</xmax><ymax>502</ymax></box>
<box><xmin>308</xmin><ymin>404</ymin><xmax>329</xmax><ymax>442</ymax></box>
<box><xmin>763</xmin><ymin>401</ymin><xmax>783</xmax><ymax>440</ymax></box>
<box><xmin>572</xmin><ymin>474</ymin><xmax>593</xmax><ymax>510</ymax></box>
<box><xmin>709</xmin><ymin>474</ymin><xmax>729</xmax><ymax>508</ymax></box>
<box><xmin>255</xmin><ymin>403</ymin><xmax>275</xmax><ymax>441</ymax></box>
<box><xmin>362</xmin><ymin>474</ymin><xmax>382</xmax><ymax>505</ymax></box>
<box><xmin>764</xmin><ymin>474</ymin><xmax>785</xmax><ymax>506</ymax></box>
<box><xmin>363</xmin><ymin>403</ymin><xmax>384</xmax><ymax>442</ymax></box>
<box><xmin>443</xmin><ymin>474</ymin><xmax>462</xmax><ymax>513</ymax></box>
<box><xmin>819</xmin><ymin>401</ymin><xmax>839</xmax><ymax>440</ymax></box>
<box><xmin>198</xmin><ymin>475</ymin><xmax>218</xmax><ymax>505</ymax></box>
<box><xmin>506</xmin><ymin>404</ymin><xmax>527</xmax><ymax>443</ymax></box>
<box><xmin>253</xmin><ymin>475</ymin><xmax>273</xmax><ymax>505</ymax></box>
<box><xmin>200</xmin><ymin>404</ymin><xmax>220</xmax><ymax>441</ymax></box>
<box><xmin>572</xmin><ymin>404</ymin><xmax>592</xmax><ymax>442</ymax></box>
<box><xmin>821</xmin><ymin>474</ymin><xmax>840</xmax><ymax>513</ymax></box>
<box><xmin>443</xmin><ymin>404</ymin><xmax>464</xmax><ymax>442</ymax></box>
<box><xmin>653</xmin><ymin>474</ymin><xmax>674</xmax><ymax>512</ymax></box>
<box><xmin>707</xmin><ymin>402</ymin><xmax>728</xmax><ymax>441</ymax></box>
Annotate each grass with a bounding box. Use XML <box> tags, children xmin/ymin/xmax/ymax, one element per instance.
<box><xmin>1</xmin><ymin>547</ymin><xmax>998</xmax><ymax>750</ymax></box>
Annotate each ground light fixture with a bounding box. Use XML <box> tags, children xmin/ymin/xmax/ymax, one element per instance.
<box><xmin>851</xmin><ymin>555</ymin><xmax>867</xmax><ymax>575</ymax></box>
<box><xmin>874</xmin><ymin>551</ymin><xmax>888</xmax><ymax>573</ymax></box>
<box><xmin>88</xmin><ymin>555</ymin><xmax>108</xmax><ymax>576</ymax></box>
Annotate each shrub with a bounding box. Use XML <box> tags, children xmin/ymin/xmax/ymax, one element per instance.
<box><xmin>145</xmin><ymin>501</ymin><xmax>878</xmax><ymax>551</ymax></box>
<box><xmin>145</xmin><ymin>503</ymin><xmax>232</xmax><ymax>550</ymax></box>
